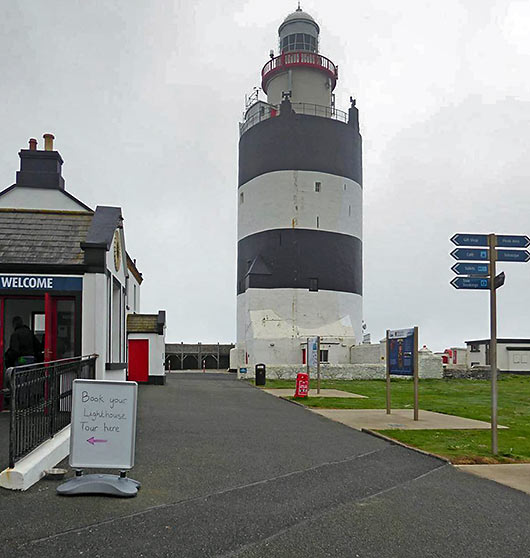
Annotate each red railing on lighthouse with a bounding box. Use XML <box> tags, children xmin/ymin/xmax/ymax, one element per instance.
<box><xmin>261</xmin><ymin>51</ymin><xmax>338</xmax><ymax>93</ymax></box>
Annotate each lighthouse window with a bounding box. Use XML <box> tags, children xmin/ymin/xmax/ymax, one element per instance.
<box><xmin>281</xmin><ymin>33</ymin><xmax>317</xmax><ymax>53</ymax></box>
<box><xmin>349</xmin><ymin>205</ymin><xmax>351</xmax><ymax>216</ymax></box>
<box><xmin>316</xmin><ymin>216</ymin><xmax>320</xmax><ymax>228</ymax></box>
<box><xmin>315</xmin><ymin>182</ymin><xmax>321</xmax><ymax>192</ymax></box>
<box><xmin>240</xmin><ymin>192</ymin><xmax>244</xmax><ymax>204</ymax></box>
<box><xmin>309</xmin><ymin>278</ymin><xmax>318</xmax><ymax>292</ymax></box>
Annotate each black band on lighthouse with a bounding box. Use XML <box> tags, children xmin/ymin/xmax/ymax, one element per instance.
<box><xmin>237</xmin><ymin>228</ymin><xmax>362</xmax><ymax>295</ymax></box>
<box><xmin>239</xmin><ymin>113</ymin><xmax>362</xmax><ymax>187</ymax></box>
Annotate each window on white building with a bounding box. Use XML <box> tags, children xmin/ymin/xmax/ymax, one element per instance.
<box><xmin>315</xmin><ymin>182</ymin><xmax>321</xmax><ymax>192</ymax></box>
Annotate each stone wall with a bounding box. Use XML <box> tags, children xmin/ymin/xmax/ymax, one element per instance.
<box><xmin>248</xmin><ymin>352</ymin><xmax>443</xmax><ymax>380</ymax></box>
<box><xmin>442</xmin><ymin>366</ymin><xmax>491</xmax><ymax>380</ymax></box>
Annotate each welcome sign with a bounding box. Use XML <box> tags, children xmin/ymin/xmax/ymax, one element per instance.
<box><xmin>0</xmin><ymin>275</ymin><xmax>82</xmax><ymax>291</ymax></box>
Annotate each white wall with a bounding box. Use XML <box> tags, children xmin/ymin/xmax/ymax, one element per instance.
<box><xmin>267</xmin><ymin>67</ymin><xmax>332</xmax><ymax>107</ymax></box>
<box><xmin>237</xmin><ymin>288</ymin><xmax>362</xmax><ymax>366</ymax></box>
<box><xmin>0</xmin><ymin>187</ymin><xmax>90</xmax><ymax>212</ymax></box>
<box><xmin>81</xmin><ymin>273</ymin><xmax>108</xmax><ymax>379</ymax></box>
<box><xmin>127</xmin><ymin>272</ymin><xmax>141</xmax><ymax>315</ymax></box>
<box><xmin>238</xmin><ymin>171</ymin><xmax>362</xmax><ymax>240</ymax></box>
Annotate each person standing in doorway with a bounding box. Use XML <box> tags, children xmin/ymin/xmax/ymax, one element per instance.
<box><xmin>5</xmin><ymin>316</ymin><xmax>41</xmax><ymax>368</ymax></box>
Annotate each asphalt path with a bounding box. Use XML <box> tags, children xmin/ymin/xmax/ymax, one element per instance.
<box><xmin>1</xmin><ymin>373</ymin><xmax>529</xmax><ymax>557</ymax></box>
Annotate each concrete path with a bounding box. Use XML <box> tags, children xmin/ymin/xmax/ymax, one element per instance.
<box><xmin>311</xmin><ymin>408</ymin><xmax>507</xmax><ymax>430</ymax></box>
<box><xmin>457</xmin><ymin>464</ymin><xmax>530</xmax><ymax>495</ymax></box>
<box><xmin>1</xmin><ymin>374</ymin><xmax>528</xmax><ymax>557</ymax></box>
<box><xmin>262</xmin><ymin>388</ymin><xmax>367</xmax><ymax>398</ymax></box>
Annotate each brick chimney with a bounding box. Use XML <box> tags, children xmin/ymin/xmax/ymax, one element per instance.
<box><xmin>15</xmin><ymin>133</ymin><xmax>65</xmax><ymax>190</ymax></box>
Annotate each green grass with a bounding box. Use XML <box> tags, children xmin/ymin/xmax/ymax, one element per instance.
<box><xmin>257</xmin><ymin>377</ymin><xmax>530</xmax><ymax>463</ymax></box>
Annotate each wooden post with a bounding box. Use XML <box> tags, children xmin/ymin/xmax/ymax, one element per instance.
<box><xmin>386</xmin><ymin>329</ymin><xmax>391</xmax><ymax>414</ymax></box>
<box><xmin>413</xmin><ymin>326</ymin><xmax>419</xmax><ymax>421</ymax></box>
<box><xmin>489</xmin><ymin>233</ymin><xmax>498</xmax><ymax>455</ymax></box>
<box><xmin>316</xmin><ymin>336</ymin><xmax>321</xmax><ymax>394</ymax></box>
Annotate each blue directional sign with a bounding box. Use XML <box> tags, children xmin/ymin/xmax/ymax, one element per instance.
<box><xmin>451</xmin><ymin>277</ymin><xmax>489</xmax><ymax>290</ymax></box>
<box><xmin>451</xmin><ymin>234</ymin><xmax>488</xmax><ymax>247</ymax></box>
<box><xmin>451</xmin><ymin>233</ymin><xmax>530</xmax><ymax>248</ymax></box>
<box><xmin>451</xmin><ymin>263</ymin><xmax>489</xmax><ymax>276</ymax></box>
<box><xmin>497</xmin><ymin>235</ymin><xmax>530</xmax><ymax>248</ymax></box>
<box><xmin>497</xmin><ymin>249</ymin><xmax>530</xmax><ymax>262</ymax></box>
<box><xmin>451</xmin><ymin>248</ymin><xmax>489</xmax><ymax>261</ymax></box>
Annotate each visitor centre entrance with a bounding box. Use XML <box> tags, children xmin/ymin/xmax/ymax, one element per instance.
<box><xmin>0</xmin><ymin>282</ymin><xmax>82</xmax><ymax>411</ymax></box>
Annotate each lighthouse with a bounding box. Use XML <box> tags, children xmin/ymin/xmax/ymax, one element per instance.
<box><xmin>237</xmin><ymin>7</ymin><xmax>363</xmax><ymax>368</ymax></box>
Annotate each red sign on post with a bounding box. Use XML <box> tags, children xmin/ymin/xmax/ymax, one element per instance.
<box><xmin>294</xmin><ymin>372</ymin><xmax>309</xmax><ymax>398</ymax></box>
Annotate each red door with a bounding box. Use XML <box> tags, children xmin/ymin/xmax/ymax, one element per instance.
<box><xmin>128</xmin><ymin>339</ymin><xmax>149</xmax><ymax>382</ymax></box>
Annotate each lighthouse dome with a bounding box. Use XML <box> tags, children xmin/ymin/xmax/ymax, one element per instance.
<box><xmin>278</xmin><ymin>7</ymin><xmax>320</xmax><ymax>53</ymax></box>
<box><xmin>282</xmin><ymin>9</ymin><xmax>317</xmax><ymax>26</ymax></box>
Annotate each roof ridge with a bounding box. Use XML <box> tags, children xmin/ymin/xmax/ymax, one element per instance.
<box><xmin>0</xmin><ymin>208</ymin><xmax>93</xmax><ymax>216</ymax></box>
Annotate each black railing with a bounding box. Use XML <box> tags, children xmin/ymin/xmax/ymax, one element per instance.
<box><xmin>7</xmin><ymin>355</ymin><xmax>97</xmax><ymax>468</ymax></box>
<box><xmin>240</xmin><ymin>101</ymin><xmax>349</xmax><ymax>136</ymax></box>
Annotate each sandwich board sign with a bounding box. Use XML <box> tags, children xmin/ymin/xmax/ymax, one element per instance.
<box><xmin>57</xmin><ymin>379</ymin><xmax>140</xmax><ymax>497</ymax></box>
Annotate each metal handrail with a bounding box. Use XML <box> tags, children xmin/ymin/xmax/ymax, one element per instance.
<box><xmin>7</xmin><ymin>354</ymin><xmax>97</xmax><ymax>468</ymax></box>
<box><xmin>240</xmin><ymin>101</ymin><xmax>348</xmax><ymax>136</ymax></box>
<box><xmin>261</xmin><ymin>51</ymin><xmax>338</xmax><ymax>92</ymax></box>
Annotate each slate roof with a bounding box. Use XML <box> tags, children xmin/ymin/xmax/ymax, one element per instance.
<box><xmin>0</xmin><ymin>209</ymin><xmax>93</xmax><ymax>265</ymax></box>
<box><xmin>127</xmin><ymin>314</ymin><xmax>159</xmax><ymax>334</ymax></box>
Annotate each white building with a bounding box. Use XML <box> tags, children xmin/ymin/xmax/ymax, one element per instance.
<box><xmin>465</xmin><ymin>339</ymin><xmax>530</xmax><ymax>373</ymax></box>
<box><xmin>0</xmin><ymin>134</ymin><xmax>142</xmax><ymax>385</ymax></box>
<box><xmin>237</xmin><ymin>8</ymin><xmax>363</xmax><ymax>369</ymax></box>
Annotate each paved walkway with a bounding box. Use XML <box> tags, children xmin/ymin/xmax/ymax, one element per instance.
<box><xmin>262</xmin><ymin>388</ymin><xmax>367</xmax><ymax>398</ymax></box>
<box><xmin>457</xmin><ymin>464</ymin><xmax>530</xmax><ymax>495</ymax></box>
<box><xmin>1</xmin><ymin>374</ymin><xmax>529</xmax><ymax>557</ymax></box>
<box><xmin>310</xmin><ymin>408</ymin><xmax>507</xmax><ymax>430</ymax></box>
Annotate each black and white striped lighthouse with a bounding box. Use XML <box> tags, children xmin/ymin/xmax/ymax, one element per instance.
<box><xmin>237</xmin><ymin>7</ymin><xmax>363</xmax><ymax>367</ymax></box>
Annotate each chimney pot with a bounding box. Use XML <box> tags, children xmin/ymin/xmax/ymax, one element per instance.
<box><xmin>28</xmin><ymin>138</ymin><xmax>37</xmax><ymax>151</ymax></box>
<box><xmin>43</xmin><ymin>133</ymin><xmax>55</xmax><ymax>151</ymax></box>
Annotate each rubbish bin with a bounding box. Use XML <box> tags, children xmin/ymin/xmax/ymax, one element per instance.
<box><xmin>255</xmin><ymin>363</ymin><xmax>266</xmax><ymax>386</ymax></box>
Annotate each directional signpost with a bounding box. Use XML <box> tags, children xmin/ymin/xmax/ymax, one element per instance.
<box><xmin>450</xmin><ymin>277</ymin><xmax>489</xmax><ymax>290</ymax></box>
<box><xmin>450</xmin><ymin>232</ymin><xmax>530</xmax><ymax>455</ymax></box>
<box><xmin>451</xmin><ymin>263</ymin><xmax>489</xmax><ymax>276</ymax></box>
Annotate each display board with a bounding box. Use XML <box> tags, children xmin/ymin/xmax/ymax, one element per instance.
<box><xmin>388</xmin><ymin>328</ymin><xmax>415</xmax><ymax>376</ymax></box>
<box><xmin>307</xmin><ymin>337</ymin><xmax>319</xmax><ymax>369</ymax></box>
<box><xmin>69</xmin><ymin>379</ymin><xmax>138</xmax><ymax>470</ymax></box>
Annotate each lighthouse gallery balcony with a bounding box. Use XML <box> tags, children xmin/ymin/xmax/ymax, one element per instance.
<box><xmin>261</xmin><ymin>51</ymin><xmax>338</xmax><ymax>93</ymax></box>
<box><xmin>240</xmin><ymin>101</ymin><xmax>348</xmax><ymax>137</ymax></box>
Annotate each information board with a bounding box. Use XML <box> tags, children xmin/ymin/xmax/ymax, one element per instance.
<box><xmin>388</xmin><ymin>328</ymin><xmax>415</xmax><ymax>376</ymax></box>
<box><xmin>307</xmin><ymin>337</ymin><xmax>319</xmax><ymax>369</ymax></box>
<box><xmin>69</xmin><ymin>380</ymin><xmax>138</xmax><ymax>470</ymax></box>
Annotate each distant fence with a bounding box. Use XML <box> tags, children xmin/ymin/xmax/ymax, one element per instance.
<box><xmin>7</xmin><ymin>355</ymin><xmax>97</xmax><ymax>468</ymax></box>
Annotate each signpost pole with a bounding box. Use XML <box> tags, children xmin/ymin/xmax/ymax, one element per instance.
<box><xmin>489</xmin><ymin>233</ymin><xmax>498</xmax><ymax>455</ymax></box>
<box><xmin>385</xmin><ymin>330</ymin><xmax>391</xmax><ymax>414</ymax></box>
<box><xmin>413</xmin><ymin>326</ymin><xmax>419</xmax><ymax>421</ymax></box>
<box><xmin>316</xmin><ymin>336</ymin><xmax>321</xmax><ymax>395</ymax></box>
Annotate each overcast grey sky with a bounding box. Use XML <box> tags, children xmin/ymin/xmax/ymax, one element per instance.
<box><xmin>1</xmin><ymin>0</ymin><xmax>529</xmax><ymax>350</ymax></box>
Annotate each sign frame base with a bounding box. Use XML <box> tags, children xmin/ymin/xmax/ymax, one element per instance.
<box><xmin>57</xmin><ymin>473</ymin><xmax>141</xmax><ymax>498</ymax></box>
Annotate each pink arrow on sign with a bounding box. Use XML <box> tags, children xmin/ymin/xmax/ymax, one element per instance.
<box><xmin>87</xmin><ymin>437</ymin><xmax>108</xmax><ymax>445</ymax></box>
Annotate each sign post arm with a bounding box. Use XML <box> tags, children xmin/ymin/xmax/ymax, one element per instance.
<box><xmin>413</xmin><ymin>326</ymin><xmax>419</xmax><ymax>421</ymax></box>
<box><xmin>386</xmin><ymin>330</ymin><xmax>391</xmax><ymax>415</ymax></box>
<box><xmin>489</xmin><ymin>233</ymin><xmax>498</xmax><ymax>455</ymax></box>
